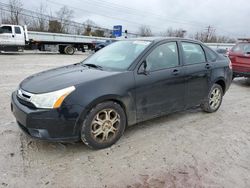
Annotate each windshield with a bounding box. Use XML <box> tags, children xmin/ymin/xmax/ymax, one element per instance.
<box><xmin>83</xmin><ymin>40</ymin><xmax>151</xmax><ymax>70</ymax></box>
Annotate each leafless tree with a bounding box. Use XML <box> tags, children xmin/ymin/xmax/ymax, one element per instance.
<box><xmin>91</xmin><ymin>29</ymin><xmax>105</xmax><ymax>37</ymax></box>
<box><xmin>56</xmin><ymin>6</ymin><xmax>74</xmax><ymax>33</ymax></box>
<box><xmin>193</xmin><ymin>30</ymin><xmax>236</xmax><ymax>43</ymax></box>
<box><xmin>138</xmin><ymin>25</ymin><xmax>153</xmax><ymax>37</ymax></box>
<box><xmin>35</xmin><ymin>3</ymin><xmax>48</xmax><ymax>31</ymax></box>
<box><xmin>163</xmin><ymin>28</ymin><xmax>186</xmax><ymax>38</ymax></box>
<box><xmin>83</xmin><ymin>19</ymin><xmax>96</xmax><ymax>36</ymax></box>
<box><xmin>25</xmin><ymin>3</ymin><xmax>49</xmax><ymax>32</ymax></box>
<box><xmin>8</xmin><ymin>0</ymin><xmax>23</xmax><ymax>25</ymax></box>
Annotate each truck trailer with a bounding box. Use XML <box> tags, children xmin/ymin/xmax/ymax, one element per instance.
<box><xmin>0</xmin><ymin>24</ymin><xmax>114</xmax><ymax>55</ymax></box>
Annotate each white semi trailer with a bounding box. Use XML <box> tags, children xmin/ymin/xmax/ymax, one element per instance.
<box><xmin>0</xmin><ymin>24</ymin><xmax>113</xmax><ymax>55</ymax></box>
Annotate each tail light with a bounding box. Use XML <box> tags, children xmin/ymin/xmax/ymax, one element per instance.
<box><xmin>229</xmin><ymin>60</ymin><xmax>232</xmax><ymax>69</ymax></box>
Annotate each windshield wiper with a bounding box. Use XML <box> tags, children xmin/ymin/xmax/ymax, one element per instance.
<box><xmin>83</xmin><ymin>63</ymin><xmax>103</xmax><ymax>70</ymax></box>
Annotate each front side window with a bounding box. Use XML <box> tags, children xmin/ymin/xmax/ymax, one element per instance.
<box><xmin>83</xmin><ymin>40</ymin><xmax>151</xmax><ymax>71</ymax></box>
<box><xmin>15</xmin><ymin>26</ymin><xmax>21</xmax><ymax>34</ymax></box>
<box><xmin>181</xmin><ymin>42</ymin><xmax>206</xmax><ymax>64</ymax></box>
<box><xmin>146</xmin><ymin>42</ymin><xmax>179</xmax><ymax>72</ymax></box>
<box><xmin>0</xmin><ymin>26</ymin><xmax>12</xmax><ymax>34</ymax></box>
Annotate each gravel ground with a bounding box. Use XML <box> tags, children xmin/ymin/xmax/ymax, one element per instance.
<box><xmin>0</xmin><ymin>51</ymin><xmax>250</xmax><ymax>188</ymax></box>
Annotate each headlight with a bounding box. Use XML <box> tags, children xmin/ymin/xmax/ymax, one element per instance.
<box><xmin>30</xmin><ymin>86</ymin><xmax>75</xmax><ymax>109</ymax></box>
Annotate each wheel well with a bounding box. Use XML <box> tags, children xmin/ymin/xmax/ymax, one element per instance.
<box><xmin>215</xmin><ymin>80</ymin><xmax>226</xmax><ymax>94</ymax></box>
<box><xmin>86</xmin><ymin>98</ymin><xmax>127</xmax><ymax>124</ymax></box>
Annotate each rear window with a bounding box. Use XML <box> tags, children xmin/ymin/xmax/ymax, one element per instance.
<box><xmin>232</xmin><ymin>43</ymin><xmax>250</xmax><ymax>53</ymax></box>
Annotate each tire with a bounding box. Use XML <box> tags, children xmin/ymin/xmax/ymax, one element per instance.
<box><xmin>64</xmin><ymin>45</ymin><xmax>75</xmax><ymax>55</ymax></box>
<box><xmin>81</xmin><ymin>101</ymin><xmax>126</xmax><ymax>149</ymax></box>
<box><xmin>201</xmin><ymin>84</ymin><xmax>223</xmax><ymax>113</ymax></box>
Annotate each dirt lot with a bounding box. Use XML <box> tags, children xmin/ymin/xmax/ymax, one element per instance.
<box><xmin>0</xmin><ymin>51</ymin><xmax>250</xmax><ymax>188</ymax></box>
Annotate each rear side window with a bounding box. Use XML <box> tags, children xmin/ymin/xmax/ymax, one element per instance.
<box><xmin>181</xmin><ymin>42</ymin><xmax>206</xmax><ymax>64</ymax></box>
<box><xmin>15</xmin><ymin>26</ymin><xmax>21</xmax><ymax>34</ymax></box>
<box><xmin>0</xmin><ymin>26</ymin><xmax>12</xmax><ymax>34</ymax></box>
<box><xmin>232</xmin><ymin>43</ymin><xmax>250</xmax><ymax>53</ymax></box>
<box><xmin>204</xmin><ymin>47</ymin><xmax>218</xmax><ymax>62</ymax></box>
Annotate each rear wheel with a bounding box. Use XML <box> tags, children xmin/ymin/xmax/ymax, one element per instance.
<box><xmin>64</xmin><ymin>45</ymin><xmax>75</xmax><ymax>55</ymax></box>
<box><xmin>81</xmin><ymin>101</ymin><xmax>126</xmax><ymax>149</ymax></box>
<box><xmin>201</xmin><ymin>84</ymin><xmax>223</xmax><ymax>113</ymax></box>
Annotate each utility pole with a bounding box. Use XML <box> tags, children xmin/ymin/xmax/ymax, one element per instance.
<box><xmin>205</xmin><ymin>25</ymin><xmax>216</xmax><ymax>42</ymax></box>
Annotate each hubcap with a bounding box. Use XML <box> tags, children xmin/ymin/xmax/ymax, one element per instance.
<box><xmin>209</xmin><ymin>88</ymin><xmax>222</xmax><ymax>110</ymax></box>
<box><xmin>91</xmin><ymin>109</ymin><xmax>120</xmax><ymax>143</ymax></box>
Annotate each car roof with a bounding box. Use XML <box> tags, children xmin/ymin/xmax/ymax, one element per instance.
<box><xmin>126</xmin><ymin>37</ymin><xmax>202</xmax><ymax>44</ymax></box>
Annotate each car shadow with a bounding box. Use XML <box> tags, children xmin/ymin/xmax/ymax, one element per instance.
<box><xmin>20</xmin><ymin>106</ymin><xmax>202</xmax><ymax>154</ymax></box>
<box><xmin>233</xmin><ymin>78</ymin><xmax>250</xmax><ymax>87</ymax></box>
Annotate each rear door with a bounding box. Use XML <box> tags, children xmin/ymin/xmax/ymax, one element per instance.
<box><xmin>180</xmin><ymin>41</ymin><xmax>210</xmax><ymax>108</ymax></box>
<box><xmin>135</xmin><ymin>41</ymin><xmax>186</xmax><ymax>121</ymax></box>
<box><xmin>0</xmin><ymin>25</ymin><xmax>15</xmax><ymax>46</ymax></box>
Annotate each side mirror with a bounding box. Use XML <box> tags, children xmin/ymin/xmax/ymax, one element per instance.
<box><xmin>138</xmin><ymin>60</ymin><xmax>150</xmax><ymax>75</ymax></box>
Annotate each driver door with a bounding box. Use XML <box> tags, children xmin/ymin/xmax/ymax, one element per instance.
<box><xmin>135</xmin><ymin>41</ymin><xmax>186</xmax><ymax>121</ymax></box>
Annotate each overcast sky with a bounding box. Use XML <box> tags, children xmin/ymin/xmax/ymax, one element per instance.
<box><xmin>2</xmin><ymin>0</ymin><xmax>250</xmax><ymax>38</ymax></box>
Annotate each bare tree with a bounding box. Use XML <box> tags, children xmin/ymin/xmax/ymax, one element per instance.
<box><xmin>193</xmin><ymin>29</ymin><xmax>236</xmax><ymax>43</ymax></box>
<box><xmin>26</xmin><ymin>2</ymin><xmax>49</xmax><ymax>32</ymax></box>
<box><xmin>91</xmin><ymin>29</ymin><xmax>105</xmax><ymax>37</ymax></box>
<box><xmin>138</xmin><ymin>25</ymin><xmax>153</xmax><ymax>37</ymax></box>
<box><xmin>36</xmin><ymin>3</ymin><xmax>48</xmax><ymax>31</ymax></box>
<box><xmin>56</xmin><ymin>6</ymin><xmax>74</xmax><ymax>33</ymax></box>
<box><xmin>163</xmin><ymin>28</ymin><xmax>186</xmax><ymax>38</ymax></box>
<box><xmin>83</xmin><ymin>19</ymin><xmax>96</xmax><ymax>36</ymax></box>
<box><xmin>8</xmin><ymin>0</ymin><xmax>23</xmax><ymax>25</ymax></box>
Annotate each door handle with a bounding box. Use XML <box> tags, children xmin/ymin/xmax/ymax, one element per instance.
<box><xmin>12</xmin><ymin>35</ymin><xmax>15</xmax><ymax>38</ymax></box>
<box><xmin>205</xmin><ymin>63</ymin><xmax>211</xmax><ymax>69</ymax></box>
<box><xmin>172</xmin><ymin>69</ymin><xmax>180</xmax><ymax>75</ymax></box>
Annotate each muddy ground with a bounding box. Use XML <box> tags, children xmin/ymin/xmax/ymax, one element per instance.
<box><xmin>0</xmin><ymin>51</ymin><xmax>250</xmax><ymax>188</ymax></box>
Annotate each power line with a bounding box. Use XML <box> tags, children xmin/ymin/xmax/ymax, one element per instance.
<box><xmin>46</xmin><ymin>0</ymin><xmax>166</xmax><ymax>31</ymax></box>
<box><xmin>73</xmin><ymin>0</ymin><xmax>207</xmax><ymax>28</ymax></box>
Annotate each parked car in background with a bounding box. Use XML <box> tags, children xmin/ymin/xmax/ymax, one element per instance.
<box><xmin>11</xmin><ymin>37</ymin><xmax>232</xmax><ymax>149</ymax></box>
<box><xmin>229</xmin><ymin>39</ymin><xmax>250</xmax><ymax>78</ymax></box>
<box><xmin>94</xmin><ymin>39</ymin><xmax>116</xmax><ymax>52</ymax></box>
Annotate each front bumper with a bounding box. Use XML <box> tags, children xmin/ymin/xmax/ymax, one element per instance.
<box><xmin>11</xmin><ymin>91</ymin><xmax>83</xmax><ymax>142</ymax></box>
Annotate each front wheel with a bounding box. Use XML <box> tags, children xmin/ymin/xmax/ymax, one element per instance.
<box><xmin>201</xmin><ymin>84</ymin><xmax>223</xmax><ymax>113</ymax></box>
<box><xmin>81</xmin><ymin>101</ymin><xmax>126</xmax><ymax>149</ymax></box>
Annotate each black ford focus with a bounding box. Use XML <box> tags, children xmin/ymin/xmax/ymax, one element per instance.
<box><xmin>11</xmin><ymin>37</ymin><xmax>232</xmax><ymax>149</ymax></box>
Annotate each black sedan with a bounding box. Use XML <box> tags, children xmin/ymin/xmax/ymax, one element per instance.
<box><xmin>11</xmin><ymin>37</ymin><xmax>232</xmax><ymax>149</ymax></box>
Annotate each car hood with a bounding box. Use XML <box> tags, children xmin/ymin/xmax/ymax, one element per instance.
<box><xmin>20</xmin><ymin>63</ymin><xmax>121</xmax><ymax>94</ymax></box>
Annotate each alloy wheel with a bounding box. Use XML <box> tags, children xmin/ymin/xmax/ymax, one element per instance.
<box><xmin>91</xmin><ymin>109</ymin><xmax>120</xmax><ymax>143</ymax></box>
<box><xmin>209</xmin><ymin>88</ymin><xmax>222</xmax><ymax>110</ymax></box>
